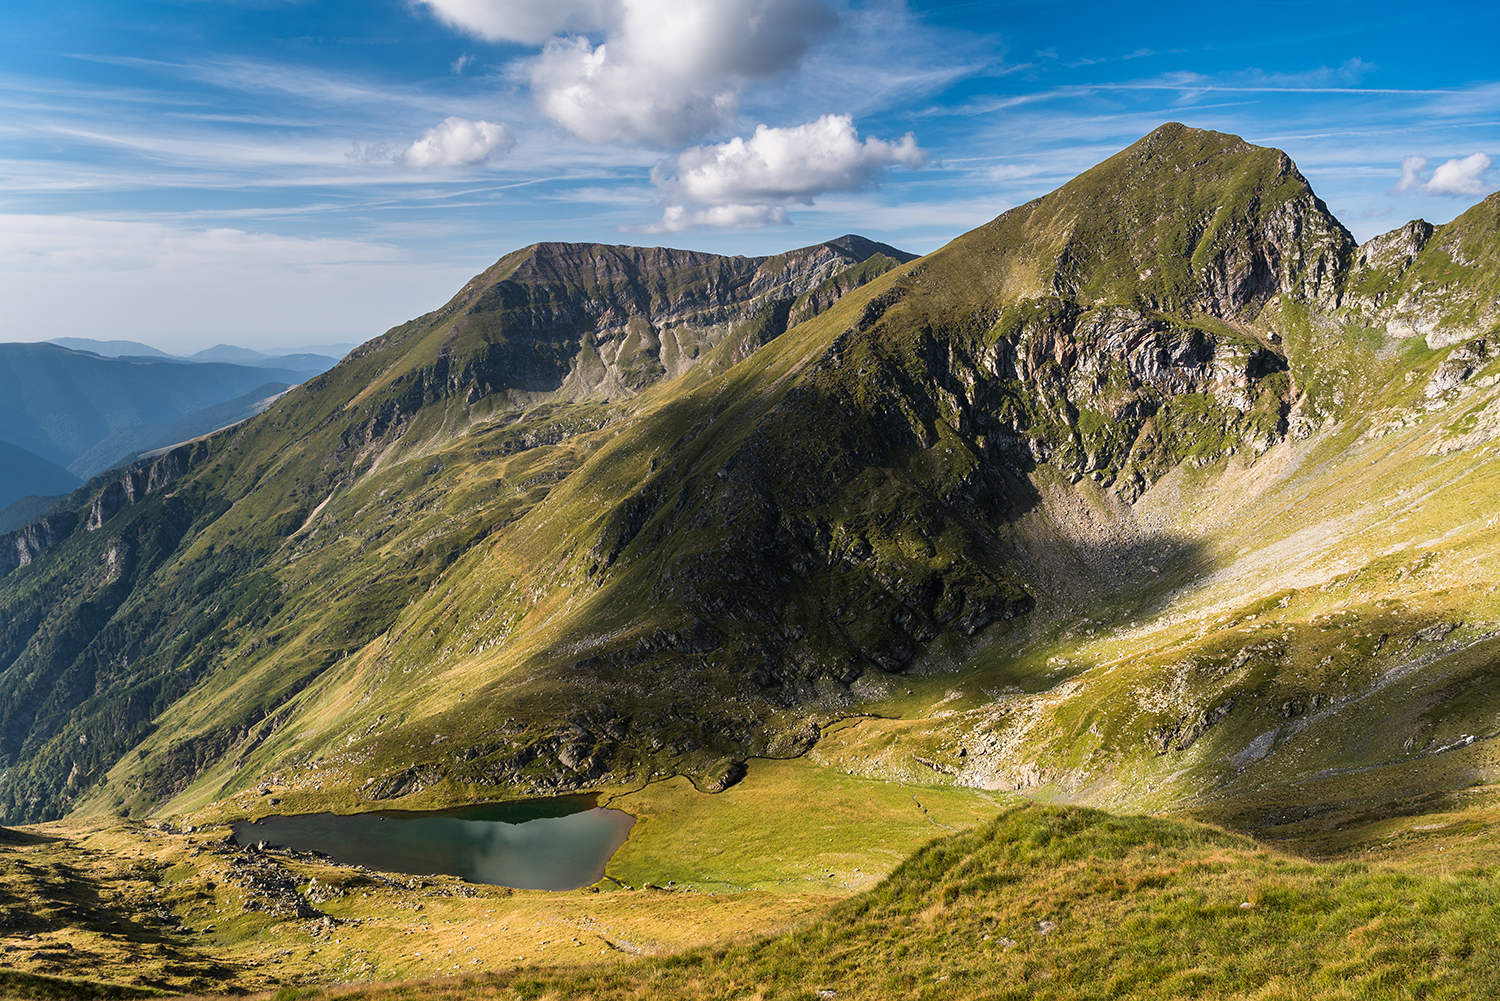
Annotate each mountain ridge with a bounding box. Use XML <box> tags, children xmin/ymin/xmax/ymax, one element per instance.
<box><xmin>0</xmin><ymin>343</ymin><xmax>317</xmax><ymax>470</ymax></box>
<box><xmin>0</xmin><ymin>125</ymin><xmax>1497</xmax><ymax>843</ymax></box>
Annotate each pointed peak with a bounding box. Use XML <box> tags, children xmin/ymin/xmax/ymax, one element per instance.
<box><xmin>822</xmin><ymin>234</ymin><xmax>920</xmax><ymax>264</ymax></box>
<box><xmin>1108</xmin><ymin>123</ymin><xmax>1274</xmax><ymax>179</ymax></box>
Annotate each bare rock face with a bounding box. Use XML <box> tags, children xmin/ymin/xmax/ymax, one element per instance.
<box><xmin>430</xmin><ymin>237</ymin><xmax>913</xmax><ymax>406</ymax></box>
<box><xmin>1426</xmin><ymin>338</ymin><xmax>1492</xmax><ymax>398</ymax></box>
<box><xmin>86</xmin><ymin>472</ymin><xmax>144</xmax><ymax>531</ymax></box>
<box><xmin>81</xmin><ymin>440</ymin><xmax>211</xmax><ymax>530</ymax></box>
<box><xmin>1347</xmin><ymin>193</ymin><xmax>1500</xmax><ymax>348</ymax></box>
<box><xmin>1356</xmin><ymin>219</ymin><xmax>1436</xmax><ymax>275</ymax></box>
<box><xmin>0</xmin><ymin>514</ymin><xmax>77</xmax><ymax>577</ymax></box>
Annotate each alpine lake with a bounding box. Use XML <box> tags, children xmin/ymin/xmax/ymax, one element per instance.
<box><xmin>232</xmin><ymin>795</ymin><xmax>635</xmax><ymax>890</ymax></box>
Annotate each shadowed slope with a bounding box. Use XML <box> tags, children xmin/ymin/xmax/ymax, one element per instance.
<box><xmin>0</xmin><ymin>236</ymin><xmax>910</xmax><ymax>823</ymax></box>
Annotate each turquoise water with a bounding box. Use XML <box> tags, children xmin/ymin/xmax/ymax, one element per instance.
<box><xmin>232</xmin><ymin>796</ymin><xmax>634</xmax><ymax>890</ymax></box>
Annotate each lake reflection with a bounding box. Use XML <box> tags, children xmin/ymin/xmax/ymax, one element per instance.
<box><xmin>233</xmin><ymin>796</ymin><xmax>634</xmax><ymax>890</ymax></box>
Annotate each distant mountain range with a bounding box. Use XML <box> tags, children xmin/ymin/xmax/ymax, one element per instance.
<box><xmin>49</xmin><ymin>337</ymin><xmax>357</xmax><ymax>369</ymax></box>
<box><xmin>0</xmin><ymin>442</ymin><xmax>82</xmax><ymax>521</ymax></box>
<box><xmin>0</xmin><ymin>340</ymin><xmax>348</xmax><ymax>526</ymax></box>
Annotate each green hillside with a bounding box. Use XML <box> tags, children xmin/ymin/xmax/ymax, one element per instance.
<box><xmin>0</xmin><ymin>234</ymin><xmax>913</xmax><ymax>823</ymax></box>
<box><xmin>0</xmin><ymin>122</ymin><xmax>1496</xmax><ymax>872</ymax></box>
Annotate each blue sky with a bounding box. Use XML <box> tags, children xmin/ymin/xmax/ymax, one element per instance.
<box><xmin>1</xmin><ymin>0</ymin><xmax>1497</xmax><ymax>352</ymax></box>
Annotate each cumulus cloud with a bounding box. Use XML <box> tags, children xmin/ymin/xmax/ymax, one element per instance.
<box><xmin>1427</xmin><ymin>153</ymin><xmax>1494</xmax><ymax>197</ymax></box>
<box><xmin>645</xmin><ymin>114</ymin><xmax>924</xmax><ymax>230</ymax></box>
<box><xmin>1392</xmin><ymin>153</ymin><xmax>1494</xmax><ymax>197</ymax></box>
<box><xmin>645</xmin><ymin>203</ymin><xmax>790</xmax><ymax>233</ymax></box>
<box><xmin>416</xmin><ymin>0</ymin><xmax>616</xmax><ymax>46</ymax></box>
<box><xmin>401</xmin><ymin>116</ymin><xmax>514</xmax><ymax>168</ymax></box>
<box><xmin>418</xmin><ymin>0</ymin><xmax>837</xmax><ymax>145</ymax></box>
<box><xmin>1394</xmin><ymin>155</ymin><xmax>1427</xmax><ymax>192</ymax></box>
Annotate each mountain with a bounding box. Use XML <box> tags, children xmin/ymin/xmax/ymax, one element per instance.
<box><xmin>253</xmin><ymin>352</ymin><xmax>341</xmax><ymax>372</ymax></box>
<box><xmin>0</xmin><ymin>233</ymin><xmax>916</xmax><ymax>822</ymax></box>
<box><xmin>188</xmin><ymin>345</ymin><xmax>344</xmax><ymax>372</ymax></box>
<box><xmin>0</xmin><ymin>343</ymin><xmax>312</xmax><ymax>471</ymax></box>
<box><xmin>48</xmin><ymin>338</ymin><xmax>175</xmax><ymax>359</ymax></box>
<box><xmin>65</xmin><ymin>382</ymin><xmax>293</xmax><ymax>480</ymax></box>
<box><xmin>0</xmin><ymin>441</ymin><xmax>81</xmax><ymax>510</ymax></box>
<box><xmin>48</xmin><ymin>338</ymin><xmax>346</xmax><ymax>375</ymax></box>
<box><xmin>189</xmin><ymin>344</ymin><xmax>269</xmax><ymax>364</ymax></box>
<box><xmin>0</xmin><ymin>126</ymin><xmax>1498</xmax><ymax>850</ymax></box>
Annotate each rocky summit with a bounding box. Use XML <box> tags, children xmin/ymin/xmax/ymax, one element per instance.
<box><xmin>2</xmin><ymin>124</ymin><xmax>1499</xmax><ymax>868</ymax></box>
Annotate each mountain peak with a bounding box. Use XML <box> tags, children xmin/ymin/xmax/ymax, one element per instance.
<box><xmin>1129</xmin><ymin>121</ymin><xmax>1257</xmax><ymax>157</ymax></box>
<box><xmin>823</xmin><ymin>234</ymin><xmax>920</xmax><ymax>264</ymax></box>
<box><xmin>948</xmin><ymin>122</ymin><xmax>1353</xmax><ymax>319</ymax></box>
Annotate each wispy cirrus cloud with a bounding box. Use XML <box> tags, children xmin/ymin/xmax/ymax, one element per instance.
<box><xmin>0</xmin><ymin>213</ymin><xmax>472</xmax><ymax>350</ymax></box>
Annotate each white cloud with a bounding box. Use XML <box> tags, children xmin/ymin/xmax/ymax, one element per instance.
<box><xmin>348</xmin><ymin>140</ymin><xmax>400</xmax><ymax>165</ymax></box>
<box><xmin>0</xmin><ymin>214</ymin><xmax>397</xmax><ymax>273</ymax></box>
<box><xmin>1393</xmin><ymin>155</ymin><xmax>1427</xmax><ymax>192</ymax></box>
<box><xmin>401</xmin><ymin>116</ymin><xmax>514</xmax><ymax>168</ymax></box>
<box><xmin>982</xmin><ymin>163</ymin><xmax>1041</xmax><ymax>182</ymax></box>
<box><xmin>1427</xmin><ymin>152</ymin><xmax>1493</xmax><ymax>196</ymax></box>
<box><xmin>644</xmin><ymin>114</ymin><xmax>924</xmax><ymax>229</ymax></box>
<box><xmin>419</xmin><ymin>0</ymin><xmax>837</xmax><ymax>145</ymax></box>
<box><xmin>416</xmin><ymin>0</ymin><xmax>617</xmax><ymax>46</ymax></box>
<box><xmin>1391</xmin><ymin>152</ymin><xmax>1494</xmax><ymax>197</ymax></box>
<box><xmin>644</xmin><ymin>203</ymin><xmax>789</xmax><ymax>233</ymax></box>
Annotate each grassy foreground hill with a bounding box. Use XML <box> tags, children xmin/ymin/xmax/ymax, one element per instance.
<box><xmin>3</xmin><ymin>787</ymin><xmax>1500</xmax><ymax>998</ymax></box>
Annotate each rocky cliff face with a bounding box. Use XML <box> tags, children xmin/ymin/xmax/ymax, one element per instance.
<box><xmin>0</xmin><ymin>513</ymin><xmax>76</xmax><ymax>576</ymax></box>
<box><xmin>387</xmin><ymin>236</ymin><xmax>914</xmax><ymax>407</ymax></box>
<box><xmin>1345</xmin><ymin>193</ymin><xmax>1500</xmax><ymax>348</ymax></box>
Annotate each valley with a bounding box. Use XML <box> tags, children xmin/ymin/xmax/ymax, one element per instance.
<box><xmin>2</xmin><ymin>123</ymin><xmax>1500</xmax><ymax>997</ymax></box>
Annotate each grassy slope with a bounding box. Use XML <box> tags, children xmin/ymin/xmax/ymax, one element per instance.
<box><xmin>121</xmin><ymin>124</ymin><xmax>1365</xmax><ymax>822</ymax></box>
<box><xmin>43</xmin><ymin>125</ymin><xmax>1495</xmax><ymax>848</ymax></box>
<box><xmin>481</xmin><ymin>803</ymin><xmax>1500</xmax><ymax>1000</ymax></box>
<box><xmin>11</xmin><ymin>767</ymin><xmax>1500</xmax><ymax>999</ymax></box>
